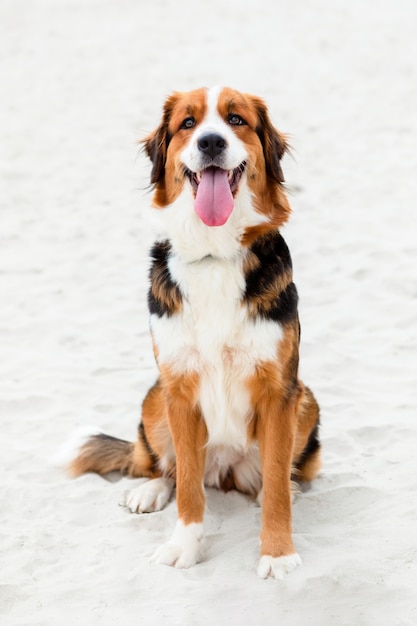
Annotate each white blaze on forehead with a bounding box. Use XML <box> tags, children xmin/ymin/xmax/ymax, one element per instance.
<box><xmin>197</xmin><ymin>85</ymin><xmax>236</xmax><ymax>143</ymax></box>
<box><xmin>204</xmin><ymin>85</ymin><xmax>226</xmax><ymax>129</ymax></box>
<box><xmin>180</xmin><ymin>86</ymin><xmax>248</xmax><ymax>173</ymax></box>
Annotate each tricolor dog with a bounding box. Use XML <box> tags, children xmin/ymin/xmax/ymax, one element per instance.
<box><xmin>69</xmin><ymin>86</ymin><xmax>321</xmax><ymax>579</ymax></box>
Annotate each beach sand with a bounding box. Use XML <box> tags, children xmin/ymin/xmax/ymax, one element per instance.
<box><xmin>1</xmin><ymin>1</ymin><xmax>417</xmax><ymax>624</ymax></box>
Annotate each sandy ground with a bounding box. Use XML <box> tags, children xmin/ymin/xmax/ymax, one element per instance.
<box><xmin>1</xmin><ymin>1</ymin><xmax>417</xmax><ymax>624</ymax></box>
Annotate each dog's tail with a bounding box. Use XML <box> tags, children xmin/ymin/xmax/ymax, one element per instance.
<box><xmin>62</xmin><ymin>428</ymin><xmax>157</xmax><ymax>479</ymax></box>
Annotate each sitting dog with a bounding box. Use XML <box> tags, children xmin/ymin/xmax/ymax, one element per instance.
<box><xmin>69</xmin><ymin>87</ymin><xmax>321</xmax><ymax>579</ymax></box>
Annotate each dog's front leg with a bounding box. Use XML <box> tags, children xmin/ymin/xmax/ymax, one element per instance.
<box><xmin>154</xmin><ymin>370</ymin><xmax>207</xmax><ymax>569</ymax></box>
<box><xmin>256</xmin><ymin>394</ymin><xmax>301</xmax><ymax>579</ymax></box>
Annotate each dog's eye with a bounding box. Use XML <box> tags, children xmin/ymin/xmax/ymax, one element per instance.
<box><xmin>228</xmin><ymin>114</ymin><xmax>246</xmax><ymax>126</ymax></box>
<box><xmin>180</xmin><ymin>117</ymin><xmax>196</xmax><ymax>130</ymax></box>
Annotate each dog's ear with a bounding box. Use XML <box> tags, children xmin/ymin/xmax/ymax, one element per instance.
<box><xmin>251</xmin><ymin>96</ymin><xmax>288</xmax><ymax>185</ymax></box>
<box><xmin>142</xmin><ymin>93</ymin><xmax>179</xmax><ymax>185</ymax></box>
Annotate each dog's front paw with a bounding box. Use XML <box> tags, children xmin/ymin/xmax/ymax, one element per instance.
<box><xmin>153</xmin><ymin>542</ymin><xmax>200</xmax><ymax>569</ymax></box>
<box><xmin>153</xmin><ymin>520</ymin><xmax>203</xmax><ymax>569</ymax></box>
<box><xmin>257</xmin><ymin>553</ymin><xmax>302</xmax><ymax>579</ymax></box>
<box><xmin>123</xmin><ymin>477</ymin><xmax>174</xmax><ymax>513</ymax></box>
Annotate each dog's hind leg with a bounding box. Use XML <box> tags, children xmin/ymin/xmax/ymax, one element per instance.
<box><xmin>292</xmin><ymin>385</ymin><xmax>321</xmax><ymax>482</ymax></box>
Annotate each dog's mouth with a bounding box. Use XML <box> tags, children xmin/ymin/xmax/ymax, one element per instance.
<box><xmin>185</xmin><ymin>163</ymin><xmax>246</xmax><ymax>227</ymax></box>
<box><xmin>186</xmin><ymin>163</ymin><xmax>246</xmax><ymax>195</ymax></box>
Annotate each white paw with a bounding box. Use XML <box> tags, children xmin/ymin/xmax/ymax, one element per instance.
<box><xmin>153</xmin><ymin>521</ymin><xmax>203</xmax><ymax>569</ymax></box>
<box><xmin>257</xmin><ymin>553</ymin><xmax>302</xmax><ymax>579</ymax></box>
<box><xmin>123</xmin><ymin>477</ymin><xmax>174</xmax><ymax>513</ymax></box>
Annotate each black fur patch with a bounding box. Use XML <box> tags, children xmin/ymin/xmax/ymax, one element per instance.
<box><xmin>243</xmin><ymin>232</ymin><xmax>298</xmax><ymax>324</ymax></box>
<box><xmin>138</xmin><ymin>421</ymin><xmax>160</xmax><ymax>468</ymax></box>
<box><xmin>148</xmin><ymin>240</ymin><xmax>182</xmax><ymax>317</ymax></box>
<box><xmin>269</xmin><ymin>282</ymin><xmax>299</xmax><ymax>324</ymax></box>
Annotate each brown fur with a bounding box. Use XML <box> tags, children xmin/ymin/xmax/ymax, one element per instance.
<box><xmin>69</xmin><ymin>87</ymin><xmax>321</xmax><ymax>570</ymax></box>
<box><xmin>143</xmin><ymin>89</ymin><xmax>208</xmax><ymax>207</ymax></box>
<box><xmin>292</xmin><ymin>387</ymin><xmax>321</xmax><ymax>481</ymax></box>
<box><xmin>159</xmin><ymin>366</ymin><xmax>207</xmax><ymax>524</ymax></box>
<box><xmin>244</xmin><ymin>320</ymin><xmax>319</xmax><ymax>557</ymax></box>
<box><xmin>216</xmin><ymin>89</ymin><xmax>292</xmax><ymax>245</ymax></box>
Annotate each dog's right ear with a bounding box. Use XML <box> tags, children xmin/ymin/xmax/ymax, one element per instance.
<box><xmin>142</xmin><ymin>93</ymin><xmax>179</xmax><ymax>186</ymax></box>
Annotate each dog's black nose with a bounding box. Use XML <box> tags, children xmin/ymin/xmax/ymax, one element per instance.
<box><xmin>197</xmin><ymin>133</ymin><xmax>227</xmax><ymax>158</ymax></box>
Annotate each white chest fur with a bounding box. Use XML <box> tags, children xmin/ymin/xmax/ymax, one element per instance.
<box><xmin>150</xmin><ymin>251</ymin><xmax>283</xmax><ymax>450</ymax></box>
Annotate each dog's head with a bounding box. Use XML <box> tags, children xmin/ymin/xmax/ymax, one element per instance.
<box><xmin>143</xmin><ymin>87</ymin><xmax>291</xmax><ymax>243</ymax></box>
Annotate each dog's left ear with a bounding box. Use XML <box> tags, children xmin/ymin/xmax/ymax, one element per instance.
<box><xmin>251</xmin><ymin>96</ymin><xmax>288</xmax><ymax>185</ymax></box>
<box><xmin>142</xmin><ymin>93</ymin><xmax>179</xmax><ymax>186</ymax></box>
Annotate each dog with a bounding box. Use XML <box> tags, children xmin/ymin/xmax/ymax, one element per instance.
<box><xmin>68</xmin><ymin>86</ymin><xmax>321</xmax><ymax>579</ymax></box>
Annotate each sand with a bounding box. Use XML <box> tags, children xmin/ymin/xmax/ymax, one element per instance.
<box><xmin>1</xmin><ymin>0</ymin><xmax>417</xmax><ymax>624</ymax></box>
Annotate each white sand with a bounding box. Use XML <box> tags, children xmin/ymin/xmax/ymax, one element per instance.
<box><xmin>1</xmin><ymin>0</ymin><xmax>417</xmax><ymax>624</ymax></box>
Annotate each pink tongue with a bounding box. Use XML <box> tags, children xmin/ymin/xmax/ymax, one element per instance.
<box><xmin>194</xmin><ymin>168</ymin><xmax>234</xmax><ymax>227</ymax></box>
